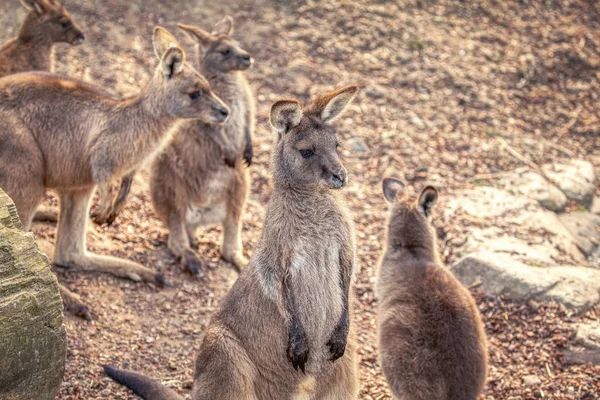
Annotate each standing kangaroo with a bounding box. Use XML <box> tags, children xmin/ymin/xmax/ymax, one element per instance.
<box><xmin>0</xmin><ymin>0</ymin><xmax>86</xmax><ymax>224</ymax></box>
<box><xmin>104</xmin><ymin>86</ymin><xmax>360</xmax><ymax>399</ymax></box>
<box><xmin>148</xmin><ymin>16</ymin><xmax>254</xmax><ymax>275</ymax></box>
<box><xmin>376</xmin><ymin>179</ymin><xmax>488</xmax><ymax>400</ymax></box>
<box><xmin>0</xmin><ymin>27</ymin><xmax>229</xmax><ymax>319</ymax></box>
<box><xmin>0</xmin><ymin>0</ymin><xmax>84</xmax><ymax>77</ymax></box>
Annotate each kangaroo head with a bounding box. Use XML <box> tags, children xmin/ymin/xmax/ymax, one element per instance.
<box><xmin>150</xmin><ymin>27</ymin><xmax>229</xmax><ymax>123</ymax></box>
<box><xmin>177</xmin><ymin>16</ymin><xmax>253</xmax><ymax>73</ymax></box>
<box><xmin>270</xmin><ymin>86</ymin><xmax>358</xmax><ymax>190</ymax></box>
<box><xmin>19</xmin><ymin>0</ymin><xmax>85</xmax><ymax>45</ymax></box>
<box><xmin>382</xmin><ymin>178</ymin><xmax>439</xmax><ymax>252</ymax></box>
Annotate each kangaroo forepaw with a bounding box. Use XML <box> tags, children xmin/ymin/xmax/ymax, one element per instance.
<box><xmin>91</xmin><ymin>209</ymin><xmax>114</xmax><ymax>226</ymax></box>
<box><xmin>154</xmin><ymin>274</ymin><xmax>173</xmax><ymax>288</ymax></box>
<box><xmin>223</xmin><ymin>155</ymin><xmax>236</xmax><ymax>168</ymax></box>
<box><xmin>183</xmin><ymin>254</ymin><xmax>205</xmax><ymax>278</ymax></box>
<box><xmin>287</xmin><ymin>336</ymin><xmax>309</xmax><ymax>373</ymax></box>
<box><xmin>243</xmin><ymin>143</ymin><xmax>253</xmax><ymax>167</ymax></box>
<box><xmin>326</xmin><ymin>325</ymin><xmax>348</xmax><ymax>361</ymax></box>
<box><xmin>61</xmin><ymin>289</ymin><xmax>92</xmax><ymax>321</ymax></box>
<box><xmin>326</xmin><ymin>337</ymin><xmax>346</xmax><ymax>362</ymax></box>
<box><xmin>74</xmin><ymin>304</ymin><xmax>92</xmax><ymax>321</ymax></box>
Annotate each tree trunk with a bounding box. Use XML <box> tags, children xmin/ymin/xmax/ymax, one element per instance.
<box><xmin>0</xmin><ymin>189</ymin><xmax>66</xmax><ymax>400</ymax></box>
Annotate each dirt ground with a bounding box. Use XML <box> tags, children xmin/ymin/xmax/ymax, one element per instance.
<box><xmin>1</xmin><ymin>0</ymin><xmax>600</xmax><ymax>398</ymax></box>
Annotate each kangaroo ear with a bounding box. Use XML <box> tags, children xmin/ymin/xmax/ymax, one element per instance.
<box><xmin>312</xmin><ymin>86</ymin><xmax>358</xmax><ymax>123</ymax></box>
<box><xmin>418</xmin><ymin>186</ymin><xmax>438</xmax><ymax>218</ymax></box>
<box><xmin>21</xmin><ymin>0</ymin><xmax>46</xmax><ymax>14</ymax></box>
<box><xmin>153</xmin><ymin>27</ymin><xmax>182</xmax><ymax>60</ymax></box>
<box><xmin>212</xmin><ymin>16</ymin><xmax>234</xmax><ymax>36</ymax></box>
<box><xmin>159</xmin><ymin>46</ymin><xmax>185</xmax><ymax>78</ymax></box>
<box><xmin>270</xmin><ymin>100</ymin><xmax>303</xmax><ymax>135</ymax></box>
<box><xmin>177</xmin><ymin>23</ymin><xmax>213</xmax><ymax>46</ymax></box>
<box><xmin>382</xmin><ymin>178</ymin><xmax>405</xmax><ymax>203</ymax></box>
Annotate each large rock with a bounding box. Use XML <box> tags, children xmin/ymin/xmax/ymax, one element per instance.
<box><xmin>542</xmin><ymin>160</ymin><xmax>596</xmax><ymax>208</ymax></box>
<box><xmin>498</xmin><ymin>171</ymin><xmax>567</xmax><ymax>212</ymax></box>
<box><xmin>574</xmin><ymin>323</ymin><xmax>600</xmax><ymax>349</ymax></box>
<box><xmin>557</xmin><ymin>212</ymin><xmax>600</xmax><ymax>257</ymax></box>
<box><xmin>452</xmin><ymin>252</ymin><xmax>600</xmax><ymax>310</ymax></box>
<box><xmin>445</xmin><ymin>187</ymin><xmax>585</xmax><ymax>265</ymax></box>
<box><xmin>0</xmin><ymin>189</ymin><xmax>66</xmax><ymax>400</ymax></box>
<box><xmin>591</xmin><ymin>197</ymin><xmax>600</xmax><ymax>215</ymax></box>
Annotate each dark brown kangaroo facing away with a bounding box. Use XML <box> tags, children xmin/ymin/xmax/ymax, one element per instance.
<box><xmin>376</xmin><ymin>179</ymin><xmax>488</xmax><ymax>400</ymax></box>
<box><xmin>0</xmin><ymin>0</ymin><xmax>84</xmax><ymax>77</ymax></box>
<box><xmin>148</xmin><ymin>16</ymin><xmax>255</xmax><ymax>276</ymax></box>
<box><xmin>0</xmin><ymin>27</ymin><xmax>229</xmax><ymax>320</ymax></box>
<box><xmin>104</xmin><ymin>86</ymin><xmax>360</xmax><ymax>400</ymax></box>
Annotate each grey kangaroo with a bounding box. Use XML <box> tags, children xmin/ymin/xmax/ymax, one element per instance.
<box><xmin>0</xmin><ymin>0</ymin><xmax>84</xmax><ymax>77</ymax></box>
<box><xmin>104</xmin><ymin>86</ymin><xmax>360</xmax><ymax>399</ymax></box>
<box><xmin>376</xmin><ymin>179</ymin><xmax>488</xmax><ymax>400</ymax></box>
<box><xmin>148</xmin><ymin>16</ymin><xmax>255</xmax><ymax>276</ymax></box>
<box><xmin>0</xmin><ymin>27</ymin><xmax>229</xmax><ymax>319</ymax></box>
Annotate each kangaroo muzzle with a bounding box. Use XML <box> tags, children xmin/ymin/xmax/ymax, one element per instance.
<box><xmin>329</xmin><ymin>167</ymin><xmax>348</xmax><ymax>189</ymax></box>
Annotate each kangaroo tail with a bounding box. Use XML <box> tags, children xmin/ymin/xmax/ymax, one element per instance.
<box><xmin>103</xmin><ymin>365</ymin><xmax>184</xmax><ymax>400</ymax></box>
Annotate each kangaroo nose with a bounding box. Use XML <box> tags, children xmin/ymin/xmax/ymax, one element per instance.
<box><xmin>241</xmin><ymin>54</ymin><xmax>253</xmax><ymax>66</ymax></box>
<box><xmin>331</xmin><ymin>168</ymin><xmax>348</xmax><ymax>188</ymax></box>
<box><xmin>218</xmin><ymin>107</ymin><xmax>229</xmax><ymax>118</ymax></box>
<box><xmin>73</xmin><ymin>33</ymin><xmax>85</xmax><ymax>45</ymax></box>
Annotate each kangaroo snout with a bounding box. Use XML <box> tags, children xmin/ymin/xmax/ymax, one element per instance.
<box><xmin>72</xmin><ymin>32</ymin><xmax>85</xmax><ymax>45</ymax></box>
<box><xmin>211</xmin><ymin>102</ymin><xmax>230</xmax><ymax>123</ymax></box>
<box><xmin>240</xmin><ymin>54</ymin><xmax>253</xmax><ymax>68</ymax></box>
<box><xmin>330</xmin><ymin>167</ymin><xmax>348</xmax><ymax>189</ymax></box>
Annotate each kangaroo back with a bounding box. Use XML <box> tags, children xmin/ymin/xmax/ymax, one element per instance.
<box><xmin>103</xmin><ymin>365</ymin><xmax>183</xmax><ymax>400</ymax></box>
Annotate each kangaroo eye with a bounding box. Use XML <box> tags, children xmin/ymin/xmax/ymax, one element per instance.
<box><xmin>220</xmin><ymin>49</ymin><xmax>231</xmax><ymax>56</ymax></box>
<box><xmin>189</xmin><ymin>91</ymin><xmax>202</xmax><ymax>100</ymax></box>
<box><xmin>60</xmin><ymin>21</ymin><xmax>72</xmax><ymax>29</ymax></box>
<box><xmin>299</xmin><ymin>149</ymin><xmax>314</xmax><ymax>159</ymax></box>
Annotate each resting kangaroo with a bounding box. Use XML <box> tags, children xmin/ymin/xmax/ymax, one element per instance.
<box><xmin>0</xmin><ymin>27</ymin><xmax>229</xmax><ymax>319</ymax></box>
<box><xmin>104</xmin><ymin>86</ymin><xmax>360</xmax><ymax>399</ymax></box>
<box><xmin>376</xmin><ymin>179</ymin><xmax>488</xmax><ymax>400</ymax></box>
<box><xmin>0</xmin><ymin>0</ymin><xmax>84</xmax><ymax>77</ymax></box>
<box><xmin>147</xmin><ymin>16</ymin><xmax>255</xmax><ymax>275</ymax></box>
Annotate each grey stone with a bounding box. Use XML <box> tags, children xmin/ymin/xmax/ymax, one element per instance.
<box><xmin>347</xmin><ymin>137</ymin><xmax>370</xmax><ymax>152</ymax></box>
<box><xmin>542</xmin><ymin>160</ymin><xmax>596</xmax><ymax>208</ymax></box>
<box><xmin>540</xmin><ymin>266</ymin><xmax>600</xmax><ymax>310</ymax></box>
<box><xmin>557</xmin><ymin>212</ymin><xmax>600</xmax><ymax>256</ymax></box>
<box><xmin>0</xmin><ymin>189</ymin><xmax>66</xmax><ymax>400</ymax></box>
<box><xmin>451</xmin><ymin>252</ymin><xmax>600</xmax><ymax>310</ymax></box>
<box><xmin>522</xmin><ymin>375</ymin><xmax>541</xmax><ymax>387</ymax></box>
<box><xmin>574</xmin><ymin>322</ymin><xmax>600</xmax><ymax>350</ymax></box>
<box><xmin>445</xmin><ymin>187</ymin><xmax>585</xmax><ymax>264</ymax></box>
<box><xmin>591</xmin><ymin>197</ymin><xmax>600</xmax><ymax>215</ymax></box>
<box><xmin>445</xmin><ymin>186</ymin><xmax>538</xmax><ymax>220</ymax></box>
<box><xmin>498</xmin><ymin>171</ymin><xmax>567</xmax><ymax>212</ymax></box>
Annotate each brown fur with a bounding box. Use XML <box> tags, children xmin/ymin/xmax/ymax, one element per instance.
<box><xmin>0</xmin><ymin>0</ymin><xmax>84</xmax><ymax>77</ymax></box>
<box><xmin>376</xmin><ymin>179</ymin><xmax>488</xmax><ymax>400</ymax></box>
<box><xmin>104</xmin><ymin>86</ymin><xmax>360</xmax><ymax>399</ymax></box>
<box><xmin>0</xmin><ymin>27</ymin><xmax>229</xmax><ymax>318</ymax></box>
<box><xmin>148</xmin><ymin>16</ymin><xmax>255</xmax><ymax>275</ymax></box>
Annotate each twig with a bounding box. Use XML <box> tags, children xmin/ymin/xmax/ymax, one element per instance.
<box><xmin>557</xmin><ymin>104</ymin><xmax>583</xmax><ymax>136</ymax></box>
<box><xmin>497</xmin><ymin>137</ymin><xmax>539</xmax><ymax>170</ymax></box>
<box><xmin>545</xmin><ymin>141</ymin><xmax>574</xmax><ymax>157</ymax></box>
<box><xmin>468</xmin><ymin>280</ymin><xmax>482</xmax><ymax>289</ymax></box>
